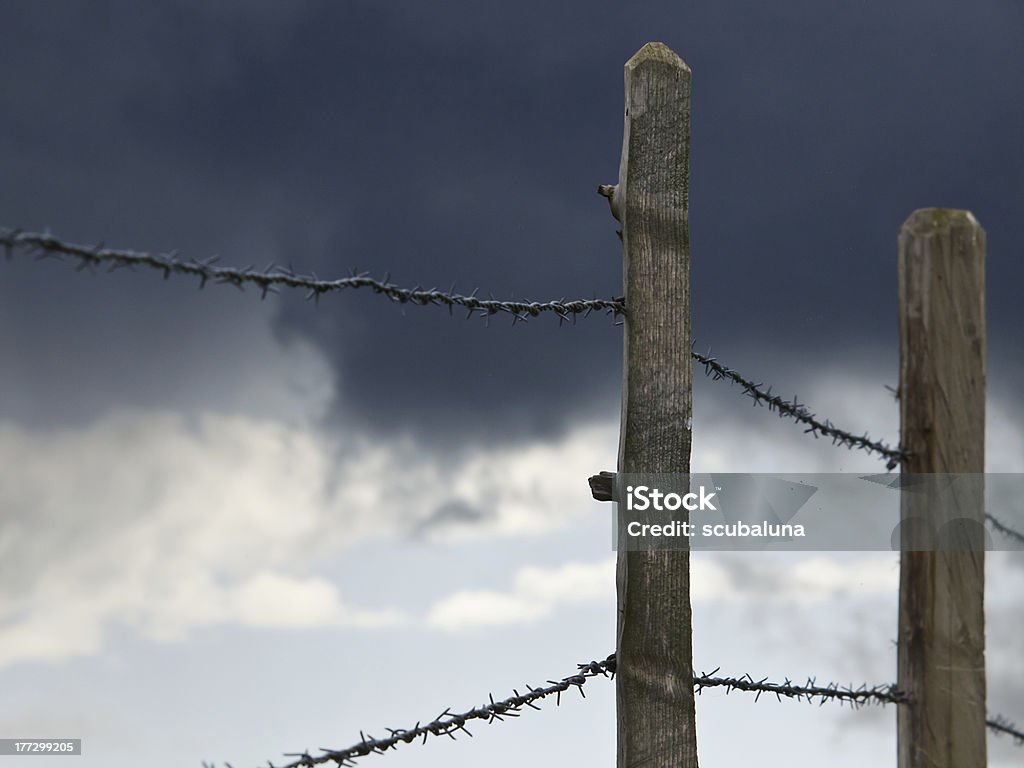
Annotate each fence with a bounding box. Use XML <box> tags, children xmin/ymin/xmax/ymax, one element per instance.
<box><xmin>2</xmin><ymin>40</ymin><xmax>1022</xmax><ymax>768</ymax></box>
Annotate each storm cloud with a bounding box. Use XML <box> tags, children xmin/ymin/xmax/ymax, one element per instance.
<box><xmin>2</xmin><ymin>0</ymin><xmax>1021</xmax><ymax>447</ymax></box>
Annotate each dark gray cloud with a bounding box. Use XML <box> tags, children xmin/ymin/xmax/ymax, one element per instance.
<box><xmin>413</xmin><ymin>499</ymin><xmax>489</xmax><ymax>539</ymax></box>
<box><xmin>1</xmin><ymin>0</ymin><xmax>1020</xmax><ymax>444</ymax></box>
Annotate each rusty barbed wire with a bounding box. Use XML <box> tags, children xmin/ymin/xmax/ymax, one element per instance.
<box><xmin>691</xmin><ymin>347</ymin><xmax>907</xmax><ymax>469</ymax></box>
<box><xmin>986</xmin><ymin>512</ymin><xmax>1024</xmax><ymax>546</ymax></box>
<box><xmin>988</xmin><ymin>715</ymin><xmax>1024</xmax><ymax>745</ymax></box>
<box><xmin>0</xmin><ymin>229</ymin><xmax>624</xmax><ymax>324</ymax></box>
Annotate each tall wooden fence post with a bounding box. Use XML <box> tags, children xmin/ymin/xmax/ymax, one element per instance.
<box><xmin>897</xmin><ymin>208</ymin><xmax>987</xmax><ymax>768</ymax></box>
<box><xmin>612</xmin><ymin>42</ymin><xmax>698</xmax><ymax>768</ymax></box>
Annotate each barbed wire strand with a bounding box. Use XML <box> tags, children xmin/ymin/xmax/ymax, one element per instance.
<box><xmin>5</xmin><ymin>228</ymin><xmax>910</xmax><ymax>466</ymax></box>
<box><xmin>201</xmin><ymin>655</ymin><xmax>616</xmax><ymax>768</ymax></box>
<box><xmin>987</xmin><ymin>715</ymin><xmax>1024</xmax><ymax>745</ymax></box>
<box><xmin>203</xmin><ymin>654</ymin><xmax>924</xmax><ymax>768</ymax></box>
<box><xmin>986</xmin><ymin>512</ymin><xmax>1024</xmax><ymax>546</ymax></box>
<box><xmin>12</xmin><ymin>229</ymin><xmax>1024</xmax><ymax>534</ymax></box>
<box><xmin>0</xmin><ymin>229</ymin><xmax>624</xmax><ymax>324</ymax></box>
<box><xmin>691</xmin><ymin>347</ymin><xmax>907</xmax><ymax>469</ymax></box>
<box><xmin>691</xmin><ymin>665</ymin><xmax>906</xmax><ymax>707</ymax></box>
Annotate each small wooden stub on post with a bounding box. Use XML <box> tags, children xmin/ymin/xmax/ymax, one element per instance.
<box><xmin>897</xmin><ymin>208</ymin><xmax>986</xmax><ymax>768</ymax></box>
<box><xmin>611</xmin><ymin>42</ymin><xmax>697</xmax><ymax>768</ymax></box>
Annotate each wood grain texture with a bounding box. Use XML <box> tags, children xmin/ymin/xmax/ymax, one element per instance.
<box><xmin>897</xmin><ymin>208</ymin><xmax>986</xmax><ymax>768</ymax></box>
<box><xmin>614</xmin><ymin>42</ymin><xmax>698</xmax><ymax>768</ymax></box>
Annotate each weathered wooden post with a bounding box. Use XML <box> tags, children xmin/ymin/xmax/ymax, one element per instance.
<box><xmin>897</xmin><ymin>208</ymin><xmax>987</xmax><ymax>768</ymax></box>
<box><xmin>602</xmin><ymin>42</ymin><xmax>698</xmax><ymax>768</ymax></box>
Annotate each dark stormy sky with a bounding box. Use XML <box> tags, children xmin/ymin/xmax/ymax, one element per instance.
<box><xmin>1</xmin><ymin>3</ymin><xmax>1022</xmax><ymax>768</ymax></box>
<box><xmin>2</xmin><ymin>0</ymin><xmax>1022</xmax><ymax>444</ymax></box>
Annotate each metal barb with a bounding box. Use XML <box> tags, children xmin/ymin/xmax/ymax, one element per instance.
<box><xmin>987</xmin><ymin>715</ymin><xmax>1024</xmax><ymax>744</ymax></box>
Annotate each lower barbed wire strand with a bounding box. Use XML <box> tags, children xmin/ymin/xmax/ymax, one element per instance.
<box><xmin>201</xmin><ymin>654</ymin><xmax>943</xmax><ymax>768</ymax></box>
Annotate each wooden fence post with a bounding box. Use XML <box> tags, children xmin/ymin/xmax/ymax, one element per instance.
<box><xmin>612</xmin><ymin>42</ymin><xmax>698</xmax><ymax>768</ymax></box>
<box><xmin>897</xmin><ymin>208</ymin><xmax>986</xmax><ymax>768</ymax></box>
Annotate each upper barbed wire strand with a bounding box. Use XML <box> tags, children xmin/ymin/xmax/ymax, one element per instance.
<box><xmin>3</xmin><ymin>228</ymin><xmax>902</xmax><ymax>464</ymax></box>
<box><xmin>0</xmin><ymin>229</ymin><xmax>624</xmax><ymax>322</ymax></box>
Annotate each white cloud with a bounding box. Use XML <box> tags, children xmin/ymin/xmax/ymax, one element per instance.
<box><xmin>0</xmin><ymin>408</ymin><xmax>616</xmax><ymax>667</ymax></box>
<box><xmin>0</xmin><ymin>409</ymin><xmax>407</xmax><ymax>666</ymax></box>
<box><xmin>424</xmin><ymin>553</ymin><xmax>898</xmax><ymax>633</ymax></box>
<box><xmin>426</xmin><ymin>591</ymin><xmax>549</xmax><ymax>631</ymax></box>
<box><xmin>0</xmin><ymin>360</ymin><xmax>1019</xmax><ymax>668</ymax></box>
<box><xmin>228</xmin><ymin>571</ymin><xmax>402</xmax><ymax>631</ymax></box>
<box><xmin>426</xmin><ymin>558</ymin><xmax>615</xmax><ymax>632</ymax></box>
<box><xmin>690</xmin><ymin>553</ymin><xmax>897</xmax><ymax>603</ymax></box>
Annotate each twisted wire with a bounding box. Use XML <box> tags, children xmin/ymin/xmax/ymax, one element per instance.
<box><xmin>691</xmin><ymin>664</ymin><xmax>906</xmax><ymax>707</ymax></box>
<box><xmin>691</xmin><ymin>347</ymin><xmax>907</xmax><ymax>469</ymax></box>
<box><xmin>204</xmin><ymin>654</ymin><xmax>931</xmax><ymax>768</ymax></box>
<box><xmin>202</xmin><ymin>656</ymin><xmax>616</xmax><ymax>768</ymax></box>
<box><xmin>987</xmin><ymin>714</ymin><xmax>1024</xmax><ymax>744</ymax></box>
<box><xmin>0</xmin><ymin>228</ymin><xmax>929</xmax><ymax>466</ymax></box>
<box><xmin>0</xmin><ymin>229</ymin><xmax>624</xmax><ymax>324</ymax></box>
<box><xmin>986</xmin><ymin>512</ymin><xmax>1024</xmax><ymax>546</ymax></box>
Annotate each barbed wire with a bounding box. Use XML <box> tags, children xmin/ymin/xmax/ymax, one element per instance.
<box><xmin>691</xmin><ymin>665</ymin><xmax>906</xmax><ymax>707</ymax></box>
<box><xmin>691</xmin><ymin>347</ymin><xmax>907</xmax><ymax>469</ymax></box>
<box><xmin>0</xmin><ymin>227</ymin><xmax>950</xmax><ymax>470</ymax></box>
<box><xmin>202</xmin><ymin>655</ymin><xmax>617</xmax><ymax>768</ymax></box>
<box><xmin>0</xmin><ymin>229</ymin><xmax>624</xmax><ymax>324</ymax></box>
<box><xmin>697</xmin><ymin>663</ymin><xmax>1018</xmax><ymax>751</ymax></box>
<box><xmin>203</xmin><ymin>654</ymin><xmax>925</xmax><ymax>768</ymax></box>
<box><xmin>12</xmin><ymin>227</ymin><xmax>1024</xmax><ymax>539</ymax></box>
<box><xmin>988</xmin><ymin>715</ymin><xmax>1024</xmax><ymax>745</ymax></box>
<box><xmin>5</xmin><ymin>234</ymin><xmax>1017</xmax><ymax>761</ymax></box>
<box><xmin>986</xmin><ymin>512</ymin><xmax>1024</xmax><ymax>546</ymax></box>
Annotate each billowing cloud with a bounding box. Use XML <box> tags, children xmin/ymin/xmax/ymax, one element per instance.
<box><xmin>0</xmin><ymin>407</ymin><xmax>616</xmax><ymax>668</ymax></box>
<box><xmin>426</xmin><ymin>558</ymin><xmax>615</xmax><ymax>632</ymax></box>
<box><xmin>0</xmin><ymin>409</ymin><xmax>406</xmax><ymax>666</ymax></box>
<box><xmin>425</xmin><ymin>553</ymin><xmax>902</xmax><ymax>633</ymax></box>
<box><xmin>0</xmin><ymin>364</ymin><xmax>1018</xmax><ymax>669</ymax></box>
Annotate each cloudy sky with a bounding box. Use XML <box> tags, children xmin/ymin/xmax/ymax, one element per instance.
<box><xmin>1</xmin><ymin>2</ymin><xmax>1022</xmax><ymax>767</ymax></box>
